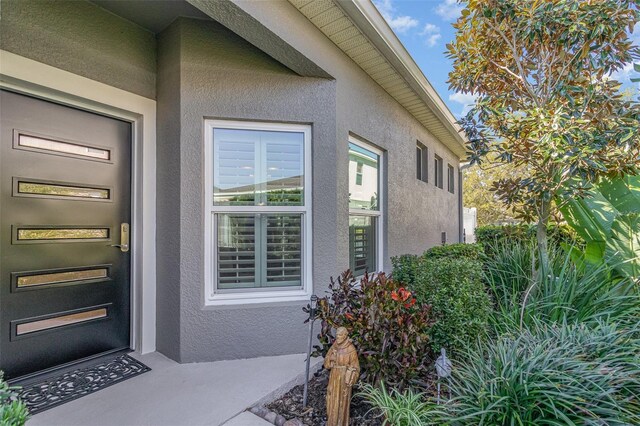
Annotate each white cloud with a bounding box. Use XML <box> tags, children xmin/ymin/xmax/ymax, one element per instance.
<box><xmin>420</xmin><ymin>23</ymin><xmax>442</xmax><ymax>47</ymax></box>
<box><xmin>435</xmin><ymin>0</ymin><xmax>464</xmax><ymax>22</ymax></box>
<box><xmin>449</xmin><ymin>91</ymin><xmax>478</xmax><ymax>117</ymax></box>
<box><xmin>374</xmin><ymin>0</ymin><xmax>419</xmax><ymax>33</ymax></box>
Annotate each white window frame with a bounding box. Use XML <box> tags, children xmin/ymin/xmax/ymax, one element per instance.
<box><xmin>348</xmin><ymin>135</ymin><xmax>384</xmax><ymax>274</ymax></box>
<box><xmin>204</xmin><ymin>120</ymin><xmax>313</xmax><ymax>306</ymax></box>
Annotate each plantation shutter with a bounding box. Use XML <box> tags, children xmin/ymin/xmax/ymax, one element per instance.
<box><xmin>265</xmin><ymin>215</ymin><xmax>302</xmax><ymax>287</ymax></box>
<box><xmin>217</xmin><ymin>215</ymin><xmax>257</xmax><ymax>289</ymax></box>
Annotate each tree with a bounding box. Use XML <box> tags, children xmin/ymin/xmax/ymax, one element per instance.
<box><xmin>463</xmin><ymin>163</ymin><xmax>520</xmax><ymax>226</ymax></box>
<box><xmin>448</xmin><ymin>0</ymin><xmax>640</xmax><ymax>270</ymax></box>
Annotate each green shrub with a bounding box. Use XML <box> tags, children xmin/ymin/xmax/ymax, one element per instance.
<box><xmin>446</xmin><ymin>321</ymin><xmax>640</xmax><ymax>425</ymax></box>
<box><xmin>423</xmin><ymin>243</ymin><xmax>484</xmax><ymax>261</ymax></box>
<box><xmin>390</xmin><ymin>254</ymin><xmax>420</xmax><ymax>286</ymax></box>
<box><xmin>476</xmin><ymin>224</ymin><xmax>578</xmax><ymax>253</ymax></box>
<box><xmin>391</xmin><ymin>244</ymin><xmax>491</xmax><ymax>357</ymax></box>
<box><xmin>0</xmin><ymin>372</ymin><xmax>28</xmax><ymax>426</ymax></box>
<box><xmin>414</xmin><ymin>257</ymin><xmax>491</xmax><ymax>356</ymax></box>
<box><xmin>359</xmin><ymin>382</ymin><xmax>443</xmax><ymax>426</ymax></box>
<box><xmin>484</xmin><ymin>243</ymin><xmax>640</xmax><ymax>334</ymax></box>
<box><xmin>311</xmin><ymin>270</ymin><xmax>434</xmax><ymax>390</ymax></box>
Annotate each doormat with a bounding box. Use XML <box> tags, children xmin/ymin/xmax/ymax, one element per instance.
<box><xmin>14</xmin><ymin>354</ymin><xmax>150</xmax><ymax>415</ymax></box>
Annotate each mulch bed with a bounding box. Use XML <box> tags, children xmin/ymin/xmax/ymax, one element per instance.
<box><xmin>266</xmin><ymin>369</ymin><xmax>384</xmax><ymax>426</ymax></box>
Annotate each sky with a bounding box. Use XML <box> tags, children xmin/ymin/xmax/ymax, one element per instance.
<box><xmin>372</xmin><ymin>0</ymin><xmax>640</xmax><ymax>119</ymax></box>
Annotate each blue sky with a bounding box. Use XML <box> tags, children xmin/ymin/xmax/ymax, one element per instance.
<box><xmin>373</xmin><ymin>0</ymin><xmax>640</xmax><ymax>119</ymax></box>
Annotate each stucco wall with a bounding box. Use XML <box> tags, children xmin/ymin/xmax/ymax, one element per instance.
<box><xmin>156</xmin><ymin>18</ymin><xmax>338</xmax><ymax>361</ymax></box>
<box><xmin>156</xmin><ymin>12</ymin><xmax>460</xmax><ymax>362</ymax></box>
<box><xmin>228</xmin><ymin>0</ymin><xmax>461</xmax><ymax>263</ymax></box>
<box><xmin>0</xmin><ymin>0</ymin><xmax>156</xmax><ymax>99</ymax></box>
<box><xmin>155</xmin><ymin>22</ymin><xmax>182</xmax><ymax>361</ymax></box>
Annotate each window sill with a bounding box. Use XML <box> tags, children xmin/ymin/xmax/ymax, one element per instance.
<box><xmin>205</xmin><ymin>288</ymin><xmax>312</xmax><ymax>306</ymax></box>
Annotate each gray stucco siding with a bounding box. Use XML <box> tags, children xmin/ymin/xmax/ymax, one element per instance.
<box><xmin>156</xmin><ymin>18</ymin><xmax>338</xmax><ymax>362</ymax></box>
<box><xmin>221</xmin><ymin>1</ymin><xmax>462</xmax><ymax>267</ymax></box>
<box><xmin>155</xmin><ymin>21</ymin><xmax>183</xmax><ymax>361</ymax></box>
<box><xmin>156</xmin><ymin>12</ymin><xmax>460</xmax><ymax>362</ymax></box>
<box><xmin>0</xmin><ymin>0</ymin><xmax>157</xmax><ymax>99</ymax></box>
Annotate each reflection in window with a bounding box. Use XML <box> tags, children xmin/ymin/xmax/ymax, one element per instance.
<box><xmin>17</xmin><ymin>268</ymin><xmax>108</xmax><ymax>288</ymax></box>
<box><xmin>17</xmin><ymin>228</ymin><xmax>109</xmax><ymax>241</ymax></box>
<box><xmin>348</xmin><ymin>143</ymin><xmax>379</xmax><ymax>210</ymax></box>
<box><xmin>17</xmin><ymin>181</ymin><xmax>110</xmax><ymax>200</ymax></box>
<box><xmin>16</xmin><ymin>308</ymin><xmax>107</xmax><ymax>335</ymax></box>
<box><xmin>349</xmin><ymin>215</ymin><xmax>376</xmax><ymax>276</ymax></box>
<box><xmin>348</xmin><ymin>138</ymin><xmax>383</xmax><ymax>275</ymax></box>
<box><xmin>18</xmin><ymin>134</ymin><xmax>110</xmax><ymax>160</ymax></box>
<box><xmin>213</xmin><ymin>129</ymin><xmax>304</xmax><ymax>206</ymax></box>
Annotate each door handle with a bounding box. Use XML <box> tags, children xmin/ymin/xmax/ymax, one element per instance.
<box><xmin>110</xmin><ymin>223</ymin><xmax>129</xmax><ymax>252</ymax></box>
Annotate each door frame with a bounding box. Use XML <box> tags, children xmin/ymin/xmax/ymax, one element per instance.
<box><xmin>0</xmin><ymin>50</ymin><xmax>157</xmax><ymax>355</ymax></box>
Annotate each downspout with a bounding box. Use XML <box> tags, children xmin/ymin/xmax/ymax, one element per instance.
<box><xmin>458</xmin><ymin>163</ymin><xmax>471</xmax><ymax>243</ymax></box>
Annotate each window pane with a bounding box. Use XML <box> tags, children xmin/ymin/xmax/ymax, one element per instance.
<box><xmin>214</xmin><ymin>130</ymin><xmax>257</xmax><ymax>206</ymax></box>
<box><xmin>349</xmin><ymin>215</ymin><xmax>376</xmax><ymax>276</ymax></box>
<box><xmin>18</xmin><ymin>134</ymin><xmax>110</xmax><ymax>160</ymax></box>
<box><xmin>213</xmin><ymin>129</ymin><xmax>304</xmax><ymax>206</ymax></box>
<box><xmin>17</xmin><ymin>227</ymin><xmax>109</xmax><ymax>241</ymax></box>
<box><xmin>217</xmin><ymin>214</ymin><xmax>257</xmax><ymax>289</ymax></box>
<box><xmin>17</xmin><ymin>268</ymin><xmax>108</xmax><ymax>288</ymax></box>
<box><xmin>217</xmin><ymin>213</ymin><xmax>302</xmax><ymax>290</ymax></box>
<box><xmin>435</xmin><ymin>155</ymin><xmax>443</xmax><ymax>189</ymax></box>
<box><xmin>448</xmin><ymin>164</ymin><xmax>455</xmax><ymax>193</ymax></box>
<box><xmin>265</xmin><ymin>214</ymin><xmax>302</xmax><ymax>287</ymax></box>
<box><xmin>16</xmin><ymin>308</ymin><xmax>107</xmax><ymax>335</ymax></box>
<box><xmin>349</xmin><ymin>143</ymin><xmax>379</xmax><ymax>210</ymax></box>
<box><xmin>17</xmin><ymin>181</ymin><xmax>110</xmax><ymax>200</ymax></box>
<box><xmin>265</xmin><ymin>135</ymin><xmax>304</xmax><ymax>206</ymax></box>
<box><xmin>416</xmin><ymin>146</ymin><xmax>422</xmax><ymax>180</ymax></box>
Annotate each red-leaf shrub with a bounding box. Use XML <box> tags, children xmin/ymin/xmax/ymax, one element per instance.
<box><xmin>308</xmin><ymin>270</ymin><xmax>434</xmax><ymax>390</ymax></box>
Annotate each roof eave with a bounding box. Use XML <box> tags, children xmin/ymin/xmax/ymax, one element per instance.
<box><xmin>337</xmin><ymin>0</ymin><xmax>468</xmax><ymax>158</ymax></box>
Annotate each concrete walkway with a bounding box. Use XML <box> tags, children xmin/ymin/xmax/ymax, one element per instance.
<box><xmin>28</xmin><ymin>352</ymin><xmax>319</xmax><ymax>426</ymax></box>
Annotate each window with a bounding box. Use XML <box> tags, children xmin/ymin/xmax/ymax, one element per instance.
<box><xmin>349</xmin><ymin>137</ymin><xmax>383</xmax><ymax>276</ymax></box>
<box><xmin>204</xmin><ymin>120</ymin><xmax>312</xmax><ymax>305</ymax></box>
<box><xmin>448</xmin><ymin>164</ymin><xmax>455</xmax><ymax>193</ymax></box>
<box><xmin>434</xmin><ymin>154</ymin><xmax>443</xmax><ymax>189</ymax></box>
<box><xmin>355</xmin><ymin>162</ymin><xmax>363</xmax><ymax>185</ymax></box>
<box><xmin>416</xmin><ymin>142</ymin><xmax>428</xmax><ymax>182</ymax></box>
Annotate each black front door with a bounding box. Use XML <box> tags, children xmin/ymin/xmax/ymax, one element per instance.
<box><xmin>0</xmin><ymin>90</ymin><xmax>132</xmax><ymax>380</ymax></box>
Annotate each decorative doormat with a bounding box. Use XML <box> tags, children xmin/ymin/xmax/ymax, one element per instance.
<box><xmin>15</xmin><ymin>354</ymin><xmax>150</xmax><ymax>415</ymax></box>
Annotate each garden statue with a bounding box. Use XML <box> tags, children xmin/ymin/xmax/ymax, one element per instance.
<box><xmin>324</xmin><ymin>327</ymin><xmax>360</xmax><ymax>426</ymax></box>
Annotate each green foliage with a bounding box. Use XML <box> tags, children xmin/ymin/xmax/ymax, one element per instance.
<box><xmin>446</xmin><ymin>321</ymin><xmax>640</xmax><ymax>425</ymax></box>
<box><xmin>476</xmin><ymin>224</ymin><xmax>577</xmax><ymax>254</ymax></box>
<box><xmin>560</xmin><ymin>174</ymin><xmax>640</xmax><ymax>279</ymax></box>
<box><xmin>484</xmin><ymin>243</ymin><xmax>640</xmax><ymax>334</ymax></box>
<box><xmin>359</xmin><ymin>382</ymin><xmax>443</xmax><ymax>426</ymax></box>
<box><xmin>390</xmin><ymin>254</ymin><xmax>420</xmax><ymax>286</ymax></box>
<box><xmin>423</xmin><ymin>243</ymin><xmax>484</xmax><ymax>261</ymax></box>
<box><xmin>448</xmin><ymin>0</ymin><xmax>640</xmax><ymax>262</ymax></box>
<box><xmin>413</xmin><ymin>258</ymin><xmax>491</xmax><ymax>356</ymax></box>
<box><xmin>0</xmin><ymin>372</ymin><xmax>28</xmax><ymax>426</ymax></box>
<box><xmin>311</xmin><ymin>271</ymin><xmax>434</xmax><ymax>389</ymax></box>
<box><xmin>392</xmin><ymin>244</ymin><xmax>490</xmax><ymax>357</ymax></box>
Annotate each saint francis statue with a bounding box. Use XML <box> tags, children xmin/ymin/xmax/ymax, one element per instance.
<box><xmin>324</xmin><ymin>327</ymin><xmax>360</xmax><ymax>426</ymax></box>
